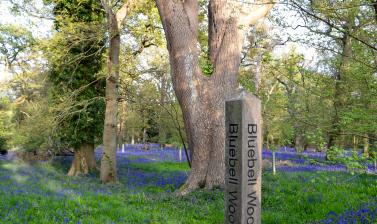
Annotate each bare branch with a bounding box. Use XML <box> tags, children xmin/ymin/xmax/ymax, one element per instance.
<box><xmin>239</xmin><ymin>1</ymin><xmax>274</xmax><ymax>27</ymax></box>
<box><xmin>116</xmin><ymin>0</ymin><xmax>136</xmax><ymax>29</ymax></box>
<box><xmin>290</xmin><ymin>0</ymin><xmax>377</xmax><ymax>52</ymax></box>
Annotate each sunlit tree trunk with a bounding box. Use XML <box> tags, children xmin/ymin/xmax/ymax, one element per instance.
<box><xmin>363</xmin><ymin>134</ymin><xmax>369</xmax><ymax>158</ymax></box>
<box><xmin>100</xmin><ymin>0</ymin><xmax>133</xmax><ymax>183</ymax></box>
<box><xmin>68</xmin><ymin>143</ymin><xmax>96</xmax><ymax>176</ymax></box>
<box><xmin>118</xmin><ymin>101</ymin><xmax>126</xmax><ymax>147</ymax></box>
<box><xmin>100</xmin><ymin>9</ymin><xmax>120</xmax><ymax>182</ymax></box>
<box><xmin>272</xmin><ymin>150</ymin><xmax>276</xmax><ymax>175</ymax></box>
<box><xmin>353</xmin><ymin>135</ymin><xmax>357</xmax><ymax>151</ymax></box>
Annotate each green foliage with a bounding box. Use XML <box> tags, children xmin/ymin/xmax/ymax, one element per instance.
<box><xmin>199</xmin><ymin>57</ymin><xmax>213</xmax><ymax>76</ymax></box>
<box><xmin>264</xmin><ymin>0</ymin><xmax>377</xmax><ymax>151</ymax></box>
<box><xmin>48</xmin><ymin>0</ymin><xmax>104</xmax><ymax>29</ymax></box>
<box><xmin>0</xmin><ymin>23</ymin><xmax>35</xmax><ymax>68</ymax></box>
<box><xmin>241</xmin><ymin>49</ymin><xmax>334</xmax><ymax>150</ymax></box>
<box><xmin>198</xmin><ymin>49</ymin><xmax>213</xmax><ymax>76</ymax></box>
<box><xmin>2</xmin><ymin>0</ymin><xmax>376</xmax><ymax>161</ymax></box>
<box><xmin>196</xmin><ymin>0</ymin><xmax>213</xmax><ymax>77</ymax></box>
<box><xmin>0</xmin><ymin>97</ymin><xmax>11</xmax><ymax>154</ymax></box>
<box><xmin>122</xmin><ymin>77</ymin><xmax>185</xmax><ymax>145</ymax></box>
<box><xmin>304</xmin><ymin>129</ymin><xmax>327</xmax><ymax>151</ymax></box>
<box><xmin>45</xmin><ymin>0</ymin><xmax>106</xmax><ymax>150</ymax></box>
<box><xmin>6</xmin><ymin>55</ymin><xmax>54</xmax><ymax>153</ymax></box>
<box><xmin>326</xmin><ymin>146</ymin><xmax>368</xmax><ymax>174</ymax></box>
<box><xmin>128</xmin><ymin>162</ymin><xmax>190</xmax><ymax>173</ymax></box>
<box><xmin>370</xmin><ymin>142</ymin><xmax>377</xmax><ymax>161</ymax></box>
<box><xmin>326</xmin><ymin>145</ymin><xmax>345</xmax><ymax>161</ymax></box>
<box><xmin>11</xmin><ymin>98</ymin><xmax>54</xmax><ymax>153</ymax></box>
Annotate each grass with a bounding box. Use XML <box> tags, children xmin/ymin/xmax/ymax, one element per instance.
<box><xmin>128</xmin><ymin>162</ymin><xmax>190</xmax><ymax>173</ymax></box>
<box><xmin>262</xmin><ymin>172</ymin><xmax>377</xmax><ymax>223</ymax></box>
<box><xmin>0</xmin><ymin>158</ymin><xmax>376</xmax><ymax>223</ymax></box>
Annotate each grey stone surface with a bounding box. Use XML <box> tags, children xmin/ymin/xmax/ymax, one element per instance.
<box><xmin>225</xmin><ymin>89</ymin><xmax>262</xmax><ymax>224</ymax></box>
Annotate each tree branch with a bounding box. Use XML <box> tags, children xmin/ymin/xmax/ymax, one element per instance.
<box><xmin>116</xmin><ymin>0</ymin><xmax>135</xmax><ymax>29</ymax></box>
<box><xmin>239</xmin><ymin>1</ymin><xmax>274</xmax><ymax>27</ymax></box>
<box><xmin>290</xmin><ymin>0</ymin><xmax>377</xmax><ymax>52</ymax></box>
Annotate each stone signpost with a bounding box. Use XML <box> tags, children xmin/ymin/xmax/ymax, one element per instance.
<box><xmin>225</xmin><ymin>89</ymin><xmax>262</xmax><ymax>224</ymax></box>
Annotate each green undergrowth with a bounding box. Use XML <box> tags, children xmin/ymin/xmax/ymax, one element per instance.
<box><xmin>128</xmin><ymin>162</ymin><xmax>190</xmax><ymax>173</ymax></box>
<box><xmin>0</xmin><ymin>160</ymin><xmax>376</xmax><ymax>223</ymax></box>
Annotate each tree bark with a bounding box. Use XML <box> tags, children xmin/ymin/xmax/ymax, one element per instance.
<box><xmin>68</xmin><ymin>143</ymin><xmax>96</xmax><ymax>176</ymax></box>
<box><xmin>155</xmin><ymin>0</ymin><xmax>271</xmax><ymax>193</ymax></box>
<box><xmin>100</xmin><ymin>8</ymin><xmax>121</xmax><ymax>183</ymax></box>
<box><xmin>100</xmin><ymin>0</ymin><xmax>134</xmax><ymax>183</ymax></box>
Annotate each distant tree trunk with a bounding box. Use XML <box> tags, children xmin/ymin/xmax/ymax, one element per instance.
<box><xmin>68</xmin><ymin>143</ymin><xmax>96</xmax><ymax>176</ymax></box>
<box><xmin>272</xmin><ymin>150</ymin><xmax>276</xmax><ymax>175</ymax></box>
<box><xmin>142</xmin><ymin>128</ymin><xmax>147</xmax><ymax>143</ymax></box>
<box><xmin>158</xmin><ymin>71</ymin><xmax>168</xmax><ymax>142</ymax></box>
<box><xmin>328</xmin><ymin>21</ymin><xmax>353</xmax><ymax>148</ymax></box>
<box><xmin>353</xmin><ymin>135</ymin><xmax>358</xmax><ymax>151</ymax></box>
<box><xmin>363</xmin><ymin>134</ymin><xmax>369</xmax><ymax>158</ymax></box>
<box><xmin>118</xmin><ymin>101</ymin><xmax>126</xmax><ymax>146</ymax></box>
<box><xmin>155</xmin><ymin>0</ymin><xmax>272</xmax><ymax>193</ymax></box>
<box><xmin>295</xmin><ymin>133</ymin><xmax>305</xmax><ymax>152</ymax></box>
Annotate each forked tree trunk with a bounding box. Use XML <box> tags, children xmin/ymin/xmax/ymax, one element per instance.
<box><xmin>156</xmin><ymin>0</ymin><xmax>272</xmax><ymax>194</ymax></box>
<box><xmin>68</xmin><ymin>143</ymin><xmax>96</xmax><ymax>176</ymax></box>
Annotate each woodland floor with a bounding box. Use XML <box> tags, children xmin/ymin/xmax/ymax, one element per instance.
<box><xmin>0</xmin><ymin>146</ymin><xmax>376</xmax><ymax>223</ymax></box>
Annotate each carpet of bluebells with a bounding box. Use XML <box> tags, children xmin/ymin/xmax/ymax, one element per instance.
<box><xmin>0</xmin><ymin>144</ymin><xmax>376</xmax><ymax>223</ymax></box>
<box><xmin>263</xmin><ymin>147</ymin><xmax>377</xmax><ymax>174</ymax></box>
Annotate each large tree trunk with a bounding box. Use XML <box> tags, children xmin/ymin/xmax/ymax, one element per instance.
<box><xmin>68</xmin><ymin>143</ymin><xmax>96</xmax><ymax>176</ymax></box>
<box><xmin>155</xmin><ymin>0</ymin><xmax>271</xmax><ymax>193</ymax></box>
<box><xmin>100</xmin><ymin>9</ymin><xmax>120</xmax><ymax>183</ymax></box>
